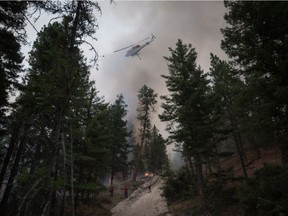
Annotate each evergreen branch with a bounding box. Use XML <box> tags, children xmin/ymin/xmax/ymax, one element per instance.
<box><xmin>77</xmin><ymin>39</ymin><xmax>99</xmax><ymax>65</ymax></box>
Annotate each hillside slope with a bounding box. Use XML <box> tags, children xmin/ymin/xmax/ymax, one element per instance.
<box><xmin>111</xmin><ymin>176</ymin><xmax>171</xmax><ymax>216</ymax></box>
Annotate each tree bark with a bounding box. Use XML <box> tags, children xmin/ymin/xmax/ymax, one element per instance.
<box><xmin>60</xmin><ymin>133</ymin><xmax>66</xmax><ymax>216</ymax></box>
<box><xmin>70</xmin><ymin>123</ymin><xmax>75</xmax><ymax>216</ymax></box>
<box><xmin>0</xmin><ymin>125</ymin><xmax>26</xmax><ymax>209</ymax></box>
<box><xmin>228</xmin><ymin>111</ymin><xmax>248</xmax><ymax>179</ymax></box>
<box><xmin>0</xmin><ymin>124</ymin><xmax>21</xmax><ymax>191</ymax></box>
<box><xmin>48</xmin><ymin>110</ymin><xmax>62</xmax><ymax>216</ymax></box>
<box><xmin>233</xmin><ymin>132</ymin><xmax>248</xmax><ymax>178</ymax></box>
<box><xmin>133</xmin><ymin>109</ymin><xmax>149</xmax><ymax>181</ymax></box>
<box><xmin>16</xmin><ymin>178</ymin><xmax>42</xmax><ymax>216</ymax></box>
<box><xmin>194</xmin><ymin>154</ymin><xmax>208</xmax><ymax>211</ymax></box>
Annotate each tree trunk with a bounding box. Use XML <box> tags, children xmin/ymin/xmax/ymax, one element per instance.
<box><xmin>194</xmin><ymin>154</ymin><xmax>208</xmax><ymax>211</ymax></box>
<box><xmin>110</xmin><ymin>170</ymin><xmax>114</xmax><ymax>185</ymax></box>
<box><xmin>70</xmin><ymin>123</ymin><xmax>75</xmax><ymax>216</ymax></box>
<box><xmin>16</xmin><ymin>178</ymin><xmax>42</xmax><ymax>216</ymax></box>
<box><xmin>185</xmin><ymin>156</ymin><xmax>195</xmax><ymax>176</ymax></box>
<box><xmin>0</xmin><ymin>124</ymin><xmax>21</xmax><ymax>191</ymax></box>
<box><xmin>228</xmin><ymin>111</ymin><xmax>248</xmax><ymax>179</ymax></box>
<box><xmin>132</xmin><ymin>158</ymin><xmax>139</xmax><ymax>181</ymax></box>
<box><xmin>133</xmin><ymin>107</ymin><xmax>149</xmax><ymax>181</ymax></box>
<box><xmin>248</xmin><ymin>135</ymin><xmax>261</xmax><ymax>159</ymax></box>
<box><xmin>0</xmin><ymin>126</ymin><xmax>26</xmax><ymax>209</ymax></box>
<box><xmin>29</xmin><ymin>142</ymin><xmax>41</xmax><ymax>175</ymax></box>
<box><xmin>49</xmin><ymin>159</ymin><xmax>58</xmax><ymax>216</ymax></box>
<box><xmin>60</xmin><ymin>133</ymin><xmax>66</xmax><ymax>216</ymax></box>
<box><xmin>48</xmin><ymin>111</ymin><xmax>62</xmax><ymax>216</ymax></box>
<box><xmin>233</xmin><ymin>132</ymin><xmax>248</xmax><ymax>178</ymax></box>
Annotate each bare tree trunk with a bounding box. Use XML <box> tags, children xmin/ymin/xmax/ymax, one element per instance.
<box><xmin>228</xmin><ymin>111</ymin><xmax>248</xmax><ymax>179</ymax></box>
<box><xmin>233</xmin><ymin>132</ymin><xmax>248</xmax><ymax>178</ymax></box>
<box><xmin>185</xmin><ymin>156</ymin><xmax>195</xmax><ymax>176</ymax></box>
<box><xmin>0</xmin><ymin>124</ymin><xmax>21</xmax><ymax>191</ymax></box>
<box><xmin>21</xmin><ymin>184</ymin><xmax>43</xmax><ymax>216</ymax></box>
<box><xmin>194</xmin><ymin>154</ymin><xmax>208</xmax><ymax>211</ymax></box>
<box><xmin>16</xmin><ymin>178</ymin><xmax>43</xmax><ymax>216</ymax></box>
<box><xmin>41</xmin><ymin>200</ymin><xmax>49</xmax><ymax>216</ymax></box>
<box><xmin>248</xmin><ymin>135</ymin><xmax>261</xmax><ymax>159</ymax></box>
<box><xmin>29</xmin><ymin>143</ymin><xmax>41</xmax><ymax>175</ymax></box>
<box><xmin>133</xmin><ymin>103</ymin><xmax>150</xmax><ymax>181</ymax></box>
<box><xmin>60</xmin><ymin>133</ymin><xmax>66</xmax><ymax>216</ymax></box>
<box><xmin>70</xmin><ymin>123</ymin><xmax>75</xmax><ymax>216</ymax></box>
<box><xmin>48</xmin><ymin>111</ymin><xmax>62</xmax><ymax>216</ymax></box>
<box><xmin>0</xmin><ymin>146</ymin><xmax>23</xmax><ymax>208</ymax></box>
<box><xmin>132</xmin><ymin>156</ymin><xmax>140</xmax><ymax>181</ymax></box>
<box><xmin>0</xmin><ymin>125</ymin><xmax>26</xmax><ymax>210</ymax></box>
<box><xmin>110</xmin><ymin>170</ymin><xmax>114</xmax><ymax>185</ymax></box>
<box><xmin>49</xmin><ymin>157</ymin><xmax>59</xmax><ymax>216</ymax></box>
<box><xmin>205</xmin><ymin>163</ymin><xmax>208</xmax><ymax>181</ymax></box>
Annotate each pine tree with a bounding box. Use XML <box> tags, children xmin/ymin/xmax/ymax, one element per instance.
<box><xmin>0</xmin><ymin>1</ymin><xmax>103</xmax><ymax>215</ymax></box>
<box><xmin>0</xmin><ymin>17</ymin><xmax>97</xmax><ymax>216</ymax></box>
<box><xmin>160</xmin><ymin>39</ymin><xmax>215</xmax><ymax>210</ymax></box>
<box><xmin>108</xmin><ymin>94</ymin><xmax>131</xmax><ymax>185</ymax></box>
<box><xmin>133</xmin><ymin>85</ymin><xmax>157</xmax><ymax>181</ymax></box>
<box><xmin>0</xmin><ymin>1</ymin><xmax>27</xmax><ymax>135</ymax></box>
<box><xmin>209</xmin><ymin>54</ymin><xmax>248</xmax><ymax>178</ymax></box>
<box><xmin>221</xmin><ymin>1</ymin><xmax>288</xmax><ymax>161</ymax></box>
<box><xmin>146</xmin><ymin>125</ymin><xmax>169</xmax><ymax>174</ymax></box>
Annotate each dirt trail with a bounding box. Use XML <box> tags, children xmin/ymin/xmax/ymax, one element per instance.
<box><xmin>111</xmin><ymin>176</ymin><xmax>171</xmax><ymax>216</ymax></box>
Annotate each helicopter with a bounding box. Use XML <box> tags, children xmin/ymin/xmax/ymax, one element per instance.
<box><xmin>114</xmin><ymin>34</ymin><xmax>156</xmax><ymax>60</ymax></box>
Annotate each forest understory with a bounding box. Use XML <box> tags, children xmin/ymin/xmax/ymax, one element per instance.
<box><xmin>166</xmin><ymin>147</ymin><xmax>285</xmax><ymax>216</ymax></box>
<box><xmin>82</xmin><ymin>147</ymin><xmax>284</xmax><ymax>216</ymax></box>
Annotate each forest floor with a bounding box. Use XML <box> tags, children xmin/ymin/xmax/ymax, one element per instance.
<box><xmin>111</xmin><ymin>175</ymin><xmax>170</xmax><ymax>216</ymax></box>
<box><xmin>76</xmin><ymin>176</ymin><xmax>143</xmax><ymax>216</ymax></box>
<box><xmin>78</xmin><ymin>147</ymin><xmax>282</xmax><ymax>216</ymax></box>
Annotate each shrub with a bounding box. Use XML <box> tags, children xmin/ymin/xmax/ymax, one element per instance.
<box><xmin>161</xmin><ymin>167</ymin><xmax>197</xmax><ymax>203</ymax></box>
<box><xmin>236</xmin><ymin>164</ymin><xmax>288</xmax><ymax>216</ymax></box>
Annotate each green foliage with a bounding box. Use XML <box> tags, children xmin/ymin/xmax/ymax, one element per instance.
<box><xmin>162</xmin><ymin>167</ymin><xmax>197</xmax><ymax>203</ymax></box>
<box><xmin>134</xmin><ymin>85</ymin><xmax>158</xmax><ymax>178</ymax></box>
<box><xmin>160</xmin><ymin>40</ymin><xmax>217</xmax><ymax>208</ymax></box>
<box><xmin>146</xmin><ymin>125</ymin><xmax>169</xmax><ymax>174</ymax></box>
<box><xmin>221</xmin><ymin>1</ymin><xmax>288</xmax><ymax>155</ymax></box>
<box><xmin>160</xmin><ymin>39</ymin><xmax>216</xmax><ymax>159</ymax></box>
<box><xmin>108</xmin><ymin>94</ymin><xmax>132</xmax><ymax>175</ymax></box>
<box><xmin>0</xmin><ymin>1</ymin><xmax>110</xmax><ymax>215</ymax></box>
<box><xmin>236</xmin><ymin>165</ymin><xmax>288</xmax><ymax>215</ymax></box>
<box><xmin>0</xmin><ymin>1</ymin><xmax>27</xmax><ymax>133</ymax></box>
<box><xmin>136</xmin><ymin>84</ymin><xmax>157</xmax><ymax>135</ymax></box>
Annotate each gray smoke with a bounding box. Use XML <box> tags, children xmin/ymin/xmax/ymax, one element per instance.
<box><xmin>91</xmin><ymin>1</ymin><xmax>228</xmax><ymax>165</ymax></box>
<box><xmin>23</xmin><ymin>1</ymin><xmax>228</xmax><ymax>167</ymax></box>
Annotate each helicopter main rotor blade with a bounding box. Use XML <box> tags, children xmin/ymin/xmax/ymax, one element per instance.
<box><xmin>135</xmin><ymin>36</ymin><xmax>150</xmax><ymax>44</ymax></box>
<box><xmin>114</xmin><ymin>44</ymin><xmax>134</xmax><ymax>53</ymax></box>
<box><xmin>113</xmin><ymin>36</ymin><xmax>151</xmax><ymax>53</ymax></box>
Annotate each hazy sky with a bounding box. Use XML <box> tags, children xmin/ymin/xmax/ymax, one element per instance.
<box><xmin>92</xmin><ymin>1</ymin><xmax>228</xmax><ymax>162</ymax></box>
<box><xmin>23</xmin><ymin>1</ymin><xmax>228</xmax><ymax>162</ymax></box>
<box><xmin>92</xmin><ymin>1</ymin><xmax>227</xmax><ymax>129</ymax></box>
